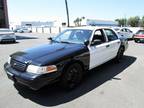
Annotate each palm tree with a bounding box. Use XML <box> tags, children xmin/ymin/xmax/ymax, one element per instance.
<box><xmin>73</xmin><ymin>17</ymin><xmax>85</xmax><ymax>26</ymax></box>
<box><xmin>65</xmin><ymin>0</ymin><xmax>70</xmax><ymax>27</ymax></box>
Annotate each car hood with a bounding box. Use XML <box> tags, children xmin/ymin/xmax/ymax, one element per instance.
<box><xmin>11</xmin><ymin>42</ymin><xmax>86</xmax><ymax>66</ymax></box>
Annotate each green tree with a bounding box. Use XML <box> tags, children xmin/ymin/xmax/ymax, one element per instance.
<box><xmin>115</xmin><ymin>18</ymin><xmax>126</xmax><ymax>27</ymax></box>
<box><xmin>74</xmin><ymin>17</ymin><xmax>80</xmax><ymax>26</ymax></box>
<box><xmin>141</xmin><ymin>16</ymin><xmax>144</xmax><ymax>28</ymax></box>
<box><xmin>127</xmin><ymin>16</ymin><xmax>140</xmax><ymax>27</ymax></box>
<box><xmin>74</xmin><ymin>17</ymin><xmax>85</xmax><ymax>26</ymax></box>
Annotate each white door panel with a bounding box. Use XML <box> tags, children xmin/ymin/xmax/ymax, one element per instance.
<box><xmin>88</xmin><ymin>42</ymin><xmax>111</xmax><ymax>70</ymax></box>
<box><xmin>107</xmin><ymin>39</ymin><xmax>121</xmax><ymax>60</ymax></box>
<box><xmin>88</xmin><ymin>39</ymin><xmax>121</xmax><ymax>70</ymax></box>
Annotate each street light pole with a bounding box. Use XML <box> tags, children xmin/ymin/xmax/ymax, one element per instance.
<box><xmin>65</xmin><ymin>0</ymin><xmax>70</xmax><ymax>27</ymax></box>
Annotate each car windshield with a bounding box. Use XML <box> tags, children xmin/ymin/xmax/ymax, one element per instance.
<box><xmin>136</xmin><ymin>30</ymin><xmax>144</xmax><ymax>35</ymax></box>
<box><xmin>0</xmin><ymin>29</ymin><xmax>11</xmax><ymax>32</ymax></box>
<box><xmin>53</xmin><ymin>29</ymin><xmax>92</xmax><ymax>44</ymax></box>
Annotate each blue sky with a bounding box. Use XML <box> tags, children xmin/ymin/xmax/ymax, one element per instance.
<box><xmin>8</xmin><ymin>0</ymin><xmax>144</xmax><ymax>24</ymax></box>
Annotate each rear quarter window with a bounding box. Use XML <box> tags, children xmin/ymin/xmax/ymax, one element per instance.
<box><xmin>104</xmin><ymin>29</ymin><xmax>118</xmax><ymax>41</ymax></box>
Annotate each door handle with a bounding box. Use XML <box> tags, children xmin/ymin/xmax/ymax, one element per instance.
<box><xmin>117</xmin><ymin>41</ymin><xmax>120</xmax><ymax>44</ymax></box>
<box><xmin>106</xmin><ymin>45</ymin><xmax>110</xmax><ymax>48</ymax></box>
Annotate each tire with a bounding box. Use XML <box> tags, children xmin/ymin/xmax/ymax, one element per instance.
<box><xmin>115</xmin><ymin>47</ymin><xmax>124</xmax><ymax>63</ymax></box>
<box><xmin>134</xmin><ymin>39</ymin><xmax>138</xmax><ymax>43</ymax></box>
<box><xmin>60</xmin><ymin>63</ymin><xmax>83</xmax><ymax>89</ymax></box>
<box><xmin>13</xmin><ymin>40</ymin><xmax>16</xmax><ymax>43</ymax></box>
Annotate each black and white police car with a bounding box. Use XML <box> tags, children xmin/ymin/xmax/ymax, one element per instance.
<box><xmin>4</xmin><ymin>27</ymin><xmax>128</xmax><ymax>90</ymax></box>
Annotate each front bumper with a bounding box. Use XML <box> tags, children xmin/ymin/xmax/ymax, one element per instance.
<box><xmin>134</xmin><ymin>37</ymin><xmax>144</xmax><ymax>42</ymax></box>
<box><xmin>4</xmin><ymin>63</ymin><xmax>60</xmax><ymax>90</ymax></box>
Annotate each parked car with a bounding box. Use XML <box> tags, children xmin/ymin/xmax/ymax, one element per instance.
<box><xmin>114</xmin><ymin>27</ymin><xmax>133</xmax><ymax>39</ymax></box>
<box><xmin>13</xmin><ymin>28</ymin><xmax>21</xmax><ymax>33</ymax></box>
<box><xmin>17</xmin><ymin>28</ymin><xmax>32</xmax><ymax>33</ymax></box>
<box><xmin>0</xmin><ymin>28</ymin><xmax>16</xmax><ymax>43</ymax></box>
<box><xmin>133</xmin><ymin>30</ymin><xmax>144</xmax><ymax>43</ymax></box>
<box><xmin>4</xmin><ymin>27</ymin><xmax>128</xmax><ymax>90</ymax></box>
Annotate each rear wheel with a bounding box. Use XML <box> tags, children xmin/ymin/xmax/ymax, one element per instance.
<box><xmin>134</xmin><ymin>39</ymin><xmax>138</xmax><ymax>43</ymax></box>
<box><xmin>134</xmin><ymin>39</ymin><xmax>139</xmax><ymax>43</ymax></box>
<box><xmin>60</xmin><ymin>63</ymin><xmax>83</xmax><ymax>89</ymax></box>
<box><xmin>115</xmin><ymin>47</ymin><xmax>124</xmax><ymax>63</ymax></box>
<box><xmin>12</xmin><ymin>40</ymin><xmax>16</xmax><ymax>43</ymax></box>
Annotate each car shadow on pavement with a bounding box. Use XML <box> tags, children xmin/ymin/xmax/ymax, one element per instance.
<box><xmin>14</xmin><ymin>55</ymin><xmax>136</xmax><ymax>107</ymax></box>
<box><xmin>16</xmin><ymin>36</ymin><xmax>38</xmax><ymax>40</ymax></box>
<box><xmin>0</xmin><ymin>41</ymin><xmax>19</xmax><ymax>45</ymax></box>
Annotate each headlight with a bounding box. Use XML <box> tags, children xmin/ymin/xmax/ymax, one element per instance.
<box><xmin>8</xmin><ymin>56</ymin><xmax>11</xmax><ymax>64</ymax></box>
<box><xmin>26</xmin><ymin>65</ymin><xmax>57</xmax><ymax>74</ymax></box>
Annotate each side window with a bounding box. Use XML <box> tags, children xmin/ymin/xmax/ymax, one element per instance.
<box><xmin>121</xmin><ymin>29</ymin><xmax>127</xmax><ymax>32</ymax></box>
<box><xmin>121</xmin><ymin>29</ymin><xmax>124</xmax><ymax>32</ymax></box>
<box><xmin>104</xmin><ymin>29</ymin><xmax>118</xmax><ymax>41</ymax></box>
<box><xmin>91</xmin><ymin>29</ymin><xmax>106</xmax><ymax>45</ymax></box>
<box><xmin>126</xmin><ymin>29</ymin><xmax>132</xmax><ymax>33</ymax></box>
<box><xmin>124</xmin><ymin>29</ymin><xmax>128</xmax><ymax>32</ymax></box>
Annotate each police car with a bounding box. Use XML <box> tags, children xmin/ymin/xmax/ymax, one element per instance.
<box><xmin>4</xmin><ymin>27</ymin><xmax>128</xmax><ymax>90</ymax></box>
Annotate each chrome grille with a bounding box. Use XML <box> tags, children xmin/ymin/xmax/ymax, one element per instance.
<box><xmin>10</xmin><ymin>59</ymin><xmax>27</xmax><ymax>72</ymax></box>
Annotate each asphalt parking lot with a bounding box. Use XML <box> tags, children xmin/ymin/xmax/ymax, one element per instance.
<box><xmin>0</xmin><ymin>33</ymin><xmax>144</xmax><ymax>108</ymax></box>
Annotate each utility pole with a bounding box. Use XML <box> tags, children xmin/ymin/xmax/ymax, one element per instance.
<box><xmin>0</xmin><ymin>0</ymin><xmax>9</xmax><ymax>28</ymax></box>
<box><xmin>65</xmin><ymin>0</ymin><xmax>70</xmax><ymax>27</ymax></box>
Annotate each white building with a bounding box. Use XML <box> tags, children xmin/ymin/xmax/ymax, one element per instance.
<box><xmin>21</xmin><ymin>21</ymin><xmax>55</xmax><ymax>27</ymax></box>
<box><xmin>86</xmin><ymin>19</ymin><xmax>118</xmax><ymax>27</ymax></box>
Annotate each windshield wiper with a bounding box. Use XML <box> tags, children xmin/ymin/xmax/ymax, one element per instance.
<box><xmin>60</xmin><ymin>41</ymin><xmax>71</xmax><ymax>44</ymax></box>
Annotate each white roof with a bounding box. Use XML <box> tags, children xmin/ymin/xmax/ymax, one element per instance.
<box><xmin>68</xmin><ymin>26</ymin><xmax>112</xmax><ymax>31</ymax></box>
<box><xmin>0</xmin><ymin>28</ymin><xmax>10</xmax><ymax>30</ymax></box>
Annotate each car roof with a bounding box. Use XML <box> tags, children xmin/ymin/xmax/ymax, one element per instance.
<box><xmin>68</xmin><ymin>26</ymin><xmax>112</xmax><ymax>31</ymax></box>
<box><xmin>0</xmin><ymin>28</ymin><xmax>10</xmax><ymax>30</ymax></box>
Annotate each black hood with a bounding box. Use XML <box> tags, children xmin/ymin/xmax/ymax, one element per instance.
<box><xmin>11</xmin><ymin>42</ymin><xmax>87</xmax><ymax>66</ymax></box>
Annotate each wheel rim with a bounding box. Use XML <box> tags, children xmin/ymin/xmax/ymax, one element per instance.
<box><xmin>66</xmin><ymin>66</ymin><xmax>80</xmax><ymax>88</ymax></box>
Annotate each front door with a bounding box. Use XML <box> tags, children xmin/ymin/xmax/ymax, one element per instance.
<box><xmin>88</xmin><ymin>29</ymin><xmax>110</xmax><ymax>70</ymax></box>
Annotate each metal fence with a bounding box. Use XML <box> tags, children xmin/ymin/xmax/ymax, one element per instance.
<box><xmin>31</xmin><ymin>27</ymin><xmax>67</xmax><ymax>34</ymax></box>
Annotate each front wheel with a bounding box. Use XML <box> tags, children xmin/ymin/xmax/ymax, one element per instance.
<box><xmin>134</xmin><ymin>39</ymin><xmax>139</xmax><ymax>43</ymax></box>
<box><xmin>60</xmin><ymin>63</ymin><xmax>83</xmax><ymax>89</ymax></box>
<box><xmin>115</xmin><ymin>47</ymin><xmax>124</xmax><ymax>63</ymax></box>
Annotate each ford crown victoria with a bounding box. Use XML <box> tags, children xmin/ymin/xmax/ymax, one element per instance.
<box><xmin>4</xmin><ymin>27</ymin><xmax>128</xmax><ymax>90</ymax></box>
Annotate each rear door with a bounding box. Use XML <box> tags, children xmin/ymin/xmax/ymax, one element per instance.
<box><xmin>103</xmin><ymin>29</ymin><xmax>121</xmax><ymax>59</ymax></box>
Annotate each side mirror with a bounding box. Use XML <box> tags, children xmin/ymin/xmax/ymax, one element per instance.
<box><xmin>84</xmin><ymin>41</ymin><xmax>89</xmax><ymax>46</ymax></box>
<box><xmin>47</xmin><ymin>37</ymin><xmax>52</xmax><ymax>40</ymax></box>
